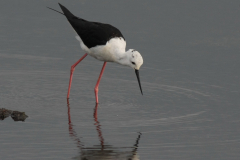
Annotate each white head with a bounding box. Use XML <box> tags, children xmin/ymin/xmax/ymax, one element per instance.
<box><xmin>115</xmin><ymin>49</ymin><xmax>143</xmax><ymax>94</ymax></box>
<box><xmin>121</xmin><ymin>49</ymin><xmax>143</xmax><ymax>95</ymax></box>
<box><xmin>126</xmin><ymin>49</ymin><xmax>144</xmax><ymax>70</ymax></box>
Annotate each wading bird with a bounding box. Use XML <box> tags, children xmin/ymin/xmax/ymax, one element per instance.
<box><xmin>48</xmin><ymin>3</ymin><xmax>143</xmax><ymax>103</ymax></box>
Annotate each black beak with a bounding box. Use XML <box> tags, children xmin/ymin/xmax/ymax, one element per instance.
<box><xmin>135</xmin><ymin>69</ymin><xmax>143</xmax><ymax>95</ymax></box>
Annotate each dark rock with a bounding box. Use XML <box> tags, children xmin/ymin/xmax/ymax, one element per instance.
<box><xmin>11</xmin><ymin>111</ymin><xmax>28</xmax><ymax>122</ymax></box>
<box><xmin>0</xmin><ymin>108</ymin><xmax>13</xmax><ymax>120</ymax></box>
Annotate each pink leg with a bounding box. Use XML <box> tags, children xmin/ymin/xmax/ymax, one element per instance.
<box><xmin>94</xmin><ymin>62</ymin><xmax>107</xmax><ymax>104</ymax></box>
<box><xmin>67</xmin><ymin>53</ymin><xmax>88</xmax><ymax>99</ymax></box>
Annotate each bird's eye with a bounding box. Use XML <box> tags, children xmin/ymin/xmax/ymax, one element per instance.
<box><xmin>131</xmin><ymin>62</ymin><xmax>135</xmax><ymax>65</ymax></box>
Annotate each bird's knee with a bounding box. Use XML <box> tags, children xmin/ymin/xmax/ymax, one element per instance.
<box><xmin>70</xmin><ymin>66</ymin><xmax>75</xmax><ymax>71</ymax></box>
<box><xmin>94</xmin><ymin>87</ymin><xmax>98</xmax><ymax>93</ymax></box>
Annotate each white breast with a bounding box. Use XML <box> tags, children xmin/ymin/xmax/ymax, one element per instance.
<box><xmin>76</xmin><ymin>36</ymin><xmax>126</xmax><ymax>62</ymax></box>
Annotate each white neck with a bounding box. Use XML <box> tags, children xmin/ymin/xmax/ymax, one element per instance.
<box><xmin>115</xmin><ymin>52</ymin><xmax>131</xmax><ymax>67</ymax></box>
<box><xmin>115</xmin><ymin>49</ymin><xmax>143</xmax><ymax>70</ymax></box>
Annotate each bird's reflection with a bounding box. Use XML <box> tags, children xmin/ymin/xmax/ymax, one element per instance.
<box><xmin>67</xmin><ymin>100</ymin><xmax>141</xmax><ymax>160</ymax></box>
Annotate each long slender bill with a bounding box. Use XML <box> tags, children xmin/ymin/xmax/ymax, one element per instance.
<box><xmin>135</xmin><ymin>69</ymin><xmax>143</xmax><ymax>95</ymax></box>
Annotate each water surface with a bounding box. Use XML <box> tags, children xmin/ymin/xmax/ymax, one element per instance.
<box><xmin>0</xmin><ymin>0</ymin><xmax>240</xmax><ymax>159</ymax></box>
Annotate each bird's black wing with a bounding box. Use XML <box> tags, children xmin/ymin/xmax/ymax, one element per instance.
<box><xmin>59</xmin><ymin>3</ymin><xmax>125</xmax><ymax>48</ymax></box>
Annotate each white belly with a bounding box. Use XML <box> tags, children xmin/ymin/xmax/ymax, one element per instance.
<box><xmin>76</xmin><ymin>36</ymin><xmax>126</xmax><ymax>62</ymax></box>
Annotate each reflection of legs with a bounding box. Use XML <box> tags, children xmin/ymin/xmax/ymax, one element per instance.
<box><xmin>67</xmin><ymin>53</ymin><xmax>88</xmax><ymax>99</ymax></box>
<box><xmin>93</xmin><ymin>103</ymin><xmax>104</xmax><ymax>147</ymax></box>
<box><xmin>67</xmin><ymin>99</ymin><xmax>83</xmax><ymax>150</ymax></box>
<box><xmin>94</xmin><ymin>62</ymin><xmax>107</xmax><ymax>104</ymax></box>
<box><xmin>94</xmin><ymin>103</ymin><xmax>98</xmax><ymax>118</ymax></box>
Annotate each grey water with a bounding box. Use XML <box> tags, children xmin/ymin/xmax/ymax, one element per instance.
<box><xmin>0</xmin><ymin>0</ymin><xmax>240</xmax><ymax>159</ymax></box>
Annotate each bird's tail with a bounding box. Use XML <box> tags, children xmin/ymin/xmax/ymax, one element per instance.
<box><xmin>47</xmin><ymin>7</ymin><xmax>64</xmax><ymax>15</ymax></box>
<box><xmin>58</xmin><ymin>3</ymin><xmax>76</xmax><ymax>19</ymax></box>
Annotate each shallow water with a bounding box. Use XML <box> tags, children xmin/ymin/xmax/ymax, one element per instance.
<box><xmin>0</xmin><ymin>0</ymin><xmax>240</xmax><ymax>160</ymax></box>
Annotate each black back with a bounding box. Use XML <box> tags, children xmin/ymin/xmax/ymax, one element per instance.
<box><xmin>59</xmin><ymin>3</ymin><xmax>125</xmax><ymax>48</ymax></box>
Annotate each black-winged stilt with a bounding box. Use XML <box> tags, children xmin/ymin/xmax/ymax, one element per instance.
<box><xmin>48</xmin><ymin>3</ymin><xmax>143</xmax><ymax>103</ymax></box>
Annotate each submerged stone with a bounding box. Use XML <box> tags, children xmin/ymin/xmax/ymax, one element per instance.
<box><xmin>0</xmin><ymin>108</ymin><xmax>13</xmax><ymax>120</ymax></box>
<box><xmin>0</xmin><ymin>108</ymin><xmax>28</xmax><ymax>121</ymax></box>
<box><xmin>11</xmin><ymin>111</ymin><xmax>28</xmax><ymax>122</ymax></box>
